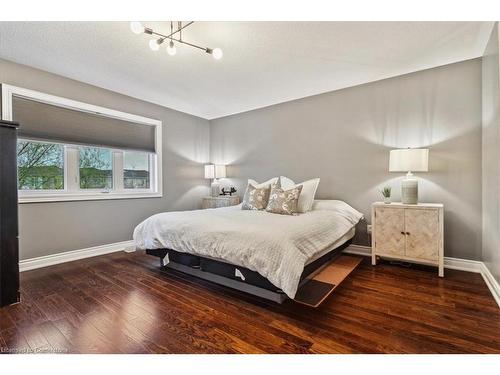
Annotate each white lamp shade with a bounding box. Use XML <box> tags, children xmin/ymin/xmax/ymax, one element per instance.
<box><xmin>389</xmin><ymin>148</ymin><xmax>429</xmax><ymax>172</ymax></box>
<box><xmin>215</xmin><ymin>165</ymin><xmax>226</xmax><ymax>178</ymax></box>
<box><xmin>204</xmin><ymin>164</ymin><xmax>215</xmax><ymax>179</ymax></box>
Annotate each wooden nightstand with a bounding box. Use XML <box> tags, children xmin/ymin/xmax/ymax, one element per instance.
<box><xmin>202</xmin><ymin>196</ymin><xmax>240</xmax><ymax>209</ymax></box>
<box><xmin>371</xmin><ymin>202</ymin><xmax>444</xmax><ymax>277</ymax></box>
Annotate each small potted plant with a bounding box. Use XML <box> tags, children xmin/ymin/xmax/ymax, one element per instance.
<box><xmin>381</xmin><ymin>186</ymin><xmax>392</xmax><ymax>204</ymax></box>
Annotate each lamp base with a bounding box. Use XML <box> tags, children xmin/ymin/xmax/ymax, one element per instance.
<box><xmin>211</xmin><ymin>179</ymin><xmax>220</xmax><ymax>197</ymax></box>
<box><xmin>401</xmin><ymin>177</ymin><xmax>418</xmax><ymax>204</ymax></box>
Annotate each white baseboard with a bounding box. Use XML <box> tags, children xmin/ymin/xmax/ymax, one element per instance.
<box><xmin>19</xmin><ymin>240</ymin><xmax>135</xmax><ymax>272</ymax></box>
<box><xmin>480</xmin><ymin>262</ymin><xmax>500</xmax><ymax>307</ymax></box>
<box><xmin>345</xmin><ymin>244</ymin><xmax>500</xmax><ymax>308</ymax></box>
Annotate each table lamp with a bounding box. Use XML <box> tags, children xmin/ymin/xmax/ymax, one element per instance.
<box><xmin>205</xmin><ymin>164</ymin><xmax>227</xmax><ymax>197</ymax></box>
<box><xmin>389</xmin><ymin>148</ymin><xmax>429</xmax><ymax>204</ymax></box>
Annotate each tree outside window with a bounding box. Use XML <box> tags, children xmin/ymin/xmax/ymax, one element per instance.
<box><xmin>79</xmin><ymin>147</ymin><xmax>113</xmax><ymax>189</ymax></box>
<box><xmin>17</xmin><ymin>140</ymin><xmax>64</xmax><ymax>190</ymax></box>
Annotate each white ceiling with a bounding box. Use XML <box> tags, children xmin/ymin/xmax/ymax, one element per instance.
<box><xmin>0</xmin><ymin>22</ymin><xmax>494</xmax><ymax>119</ymax></box>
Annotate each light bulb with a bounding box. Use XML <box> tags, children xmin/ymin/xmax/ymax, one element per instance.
<box><xmin>149</xmin><ymin>39</ymin><xmax>161</xmax><ymax>51</ymax></box>
<box><xmin>166</xmin><ymin>40</ymin><xmax>177</xmax><ymax>56</ymax></box>
<box><xmin>130</xmin><ymin>21</ymin><xmax>143</xmax><ymax>34</ymax></box>
<box><xmin>212</xmin><ymin>48</ymin><xmax>223</xmax><ymax>60</ymax></box>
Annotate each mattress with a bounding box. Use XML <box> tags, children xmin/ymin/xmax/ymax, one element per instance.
<box><xmin>306</xmin><ymin>227</ymin><xmax>355</xmax><ymax>265</ymax></box>
<box><xmin>162</xmin><ymin>226</ymin><xmax>355</xmax><ymax>268</ymax></box>
<box><xmin>134</xmin><ymin>200</ymin><xmax>363</xmax><ymax>298</ymax></box>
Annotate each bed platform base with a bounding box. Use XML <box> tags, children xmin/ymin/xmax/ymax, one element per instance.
<box><xmin>165</xmin><ymin>261</ymin><xmax>288</xmax><ymax>304</ymax></box>
<box><xmin>146</xmin><ymin>239</ymin><xmax>361</xmax><ymax>307</ymax></box>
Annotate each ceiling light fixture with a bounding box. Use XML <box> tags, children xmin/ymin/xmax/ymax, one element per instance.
<box><xmin>166</xmin><ymin>40</ymin><xmax>177</xmax><ymax>56</ymax></box>
<box><xmin>130</xmin><ymin>21</ymin><xmax>144</xmax><ymax>34</ymax></box>
<box><xmin>130</xmin><ymin>21</ymin><xmax>222</xmax><ymax>60</ymax></box>
<box><xmin>149</xmin><ymin>38</ymin><xmax>163</xmax><ymax>51</ymax></box>
<box><xmin>212</xmin><ymin>48</ymin><xmax>223</xmax><ymax>60</ymax></box>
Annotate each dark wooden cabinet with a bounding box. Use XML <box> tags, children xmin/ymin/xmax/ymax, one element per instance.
<box><xmin>0</xmin><ymin>120</ymin><xmax>20</xmax><ymax>307</ymax></box>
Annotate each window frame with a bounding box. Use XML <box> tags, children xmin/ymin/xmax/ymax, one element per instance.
<box><xmin>2</xmin><ymin>84</ymin><xmax>162</xmax><ymax>203</ymax></box>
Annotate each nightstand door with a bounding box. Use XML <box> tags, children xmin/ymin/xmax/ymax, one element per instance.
<box><xmin>374</xmin><ymin>207</ymin><xmax>406</xmax><ymax>257</ymax></box>
<box><xmin>404</xmin><ymin>209</ymin><xmax>439</xmax><ymax>261</ymax></box>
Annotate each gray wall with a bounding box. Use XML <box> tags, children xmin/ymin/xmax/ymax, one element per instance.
<box><xmin>0</xmin><ymin>57</ymin><xmax>487</xmax><ymax>262</ymax></box>
<box><xmin>482</xmin><ymin>23</ymin><xmax>500</xmax><ymax>282</ymax></box>
<box><xmin>210</xmin><ymin>59</ymin><xmax>483</xmax><ymax>260</ymax></box>
<box><xmin>0</xmin><ymin>59</ymin><xmax>210</xmax><ymax>260</ymax></box>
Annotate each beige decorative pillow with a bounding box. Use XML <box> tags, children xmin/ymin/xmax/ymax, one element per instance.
<box><xmin>266</xmin><ymin>178</ymin><xmax>303</xmax><ymax>215</ymax></box>
<box><xmin>248</xmin><ymin>176</ymin><xmax>295</xmax><ymax>189</ymax></box>
<box><xmin>241</xmin><ymin>183</ymin><xmax>271</xmax><ymax>210</ymax></box>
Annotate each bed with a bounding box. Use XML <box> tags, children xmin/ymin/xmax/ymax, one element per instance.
<box><xmin>133</xmin><ymin>199</ymin><xmax>363</xmax><ymax>303</ymax></box>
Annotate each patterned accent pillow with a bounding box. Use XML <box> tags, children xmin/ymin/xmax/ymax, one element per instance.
<box><xmin>241</xmin><ymin>183</ymin><xmax>271</xmax><ymax>210</ymax></box>
<box><xmin>266</xmin><ymin>178</ymin><xmax>303</xmax><ymax>215</ymax></box>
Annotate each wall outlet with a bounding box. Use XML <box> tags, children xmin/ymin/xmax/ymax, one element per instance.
<box><xmin>367</xmin><ymin>224</ymin><xmax>372</xmax><ymax>233</ymax></box>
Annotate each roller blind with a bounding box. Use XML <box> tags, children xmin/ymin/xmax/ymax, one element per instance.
<box><xmin>12</xmin><ymin>96</ymin><xmax>156</xmax><ymax>152</ymax></box>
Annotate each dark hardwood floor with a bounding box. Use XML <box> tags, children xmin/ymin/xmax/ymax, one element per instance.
<box><xmin>1</xmin><ymin>251</ymin><xmax>499</xmax><ymax>354</ymax></box>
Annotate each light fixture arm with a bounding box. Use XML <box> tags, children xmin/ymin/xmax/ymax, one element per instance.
<box><xmin>167</xmin><ymin>36</ymin><xmax>211</xmax><ymax>53</ymax></box>
<box><xmin>136</xmin><ymin>21</ymin><xmax>221</xmax><ymax>57</ymax></box>
<box><xmin>145</xmin><ymin>21</ymin><xmax>194</xmax><ymax>41</ymax></box>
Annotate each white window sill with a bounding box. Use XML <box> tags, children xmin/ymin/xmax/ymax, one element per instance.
<box><xmin>18</xmin><ymin>192</ymin><xmax>163</xmax><ymax>204</ymax></box>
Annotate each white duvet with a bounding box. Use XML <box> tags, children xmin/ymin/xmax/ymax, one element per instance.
<box><xmin>133</xmin><ymin>200</ymin><xmax>363</xmax><ymax>298</ymax></box>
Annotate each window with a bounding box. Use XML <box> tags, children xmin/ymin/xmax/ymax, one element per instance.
<box><xmin>3</xmin><ymin>84</ymin><xmax>163</xmax><ymax>203</ymax></box>
<box><xmin>124</xmin><ymin>151</ymin><xmax>150</xmax><ymax>189</ymax></box>
<box><xmin>17</xmin><ymin>140</ymin><xmax>64</xmax><ymax>190</ymax></box>
<box><xmin>16</xmin><ymin>139</ymin><xmax>158</xmax><ymax>202</ymax></box>
<box><xmin>79</xmin><ymin>147</ymin><xmax>113</xmax><ymax>189</ymax></box>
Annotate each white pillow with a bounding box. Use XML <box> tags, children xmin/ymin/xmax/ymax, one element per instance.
<box><xmin>291</xmin><ymin>178</ymin><xmax>320</xmax><ymax>213</ymax></box>
<box><xmin>247</xmin><ymin>177</ymin><xmax>276</xmax><ymax>189</ymax></box>
<box><xmin>312</xmin><ymin>199</ymin><xmax>347</xmax><ymax>211</ymax></box>
<box><xmin>311</xmin><ymin>199</ymin><xmax>364</xmax><ymax>224</ymax></box>
<box><xmin>248</xmin><ymin>176</ymin><xmax>295</xmax><ymax>189</ymax></box>
<box><xmin>279</xmin><ymin>176</ymin><xmax>296</xmax><ymax>189</ymax></box>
